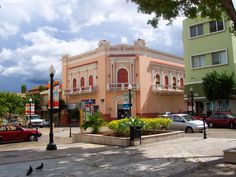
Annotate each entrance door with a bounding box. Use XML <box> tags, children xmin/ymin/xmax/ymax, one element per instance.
<box><xmin>117</xmin><ymin>109</ymin><xmax>129</xmax><ymax>119</ymax></box>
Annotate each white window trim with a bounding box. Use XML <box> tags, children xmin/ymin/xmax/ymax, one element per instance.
<box><xmin>116</xmin><ymin>67</ymin><xmax>130</xmax><ymax>83</ymax></box>
<box><xmin>191</xmin><ymin>54</ymin><xmax>206</xmax><ymax>69</ymax></box>
<box><xmin>211</xmin><ymin>50</ymin><xmax>228</xmax><ymax>66</ymax></box>
<box><xmin>189</xmin><ymin>23</ymin><xmax>204</xmax><ymax>38</ymax></box>
<box><xmin>209</xmin><ymin>20</ymin><xmax>225</xmax><ymax>33</ymax></box>
<box><xmin>188</xmin><ymin>18</ymin><xmax>225</xmax><ymax>40</ymax></box>
<box><xmin>190</xmin><ymin>48</ymin><xmax>228</xmax><ymax>69</ymax></box>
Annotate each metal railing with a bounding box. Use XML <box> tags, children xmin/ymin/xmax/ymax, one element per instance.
<box><xmin>107</xmin><ymin>83</ymin><xmax>140</xmax><ymax>91</ymax></box>
<box><xmin>151</xmin><ymin>84</ymin><xmax>184</xmax><ymax>92</ymax></box>
<box><xmin>64</xmin><ymin>85</ymin><xmax>97</xmax><ymax>95</ymax></box>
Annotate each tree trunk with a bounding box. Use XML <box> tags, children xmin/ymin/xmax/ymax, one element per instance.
<box><xmin>221</xmin><ymin>0</ymin><xmax>236</xmax><ymax>32</ymax></box>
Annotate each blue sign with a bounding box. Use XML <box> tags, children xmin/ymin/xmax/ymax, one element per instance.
<box><xmin>123</xmin><ymin>103</ymin><xmax>132</xmax><ymax>110</ymax></box>
<box><xmin>82</xmin><ymin>99</ymin><xmax>96</xmax><ymax>104</ymax></box>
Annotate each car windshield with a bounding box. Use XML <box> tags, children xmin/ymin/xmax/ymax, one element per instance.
<box><xmin>182</xmin><ymin>115</ymin><xmax>194</xmax><ymax>121</ymax></box>
<box><xmin>28</xmin><ymin>115</ymin><xmax>41</xmax><ymax>119</ymax></box>
<box><xmin>226</xmin><ymin>114</ymin><xmax>236</xmax><ymax>118</ymax></box>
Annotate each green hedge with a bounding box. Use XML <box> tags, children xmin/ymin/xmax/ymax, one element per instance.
<box><xmin>108</xmin><ymin>117</ymin><xmax>172</xmax><ymax>136</ymax></box>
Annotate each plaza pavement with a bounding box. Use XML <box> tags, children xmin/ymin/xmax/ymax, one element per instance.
<box><xmin>0</xmin><ymin>130</ymin><xmax>236</xmax><ymax>177</ymax></box>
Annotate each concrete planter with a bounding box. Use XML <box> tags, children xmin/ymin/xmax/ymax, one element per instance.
<box><xmin>224</xmin><ymin>148</ymin><xmax>236</xmax><ymax>164</ymax></box>
<box><xmin>72</xmin><ymin>131</ymin><xmax>184</xmax><ymax>147</ymax></box>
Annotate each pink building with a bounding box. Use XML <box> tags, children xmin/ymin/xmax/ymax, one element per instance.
<box><xmin>61</xmin><ymin>39</ymin><xmax>185</xmax><ymax>120</ymax></box>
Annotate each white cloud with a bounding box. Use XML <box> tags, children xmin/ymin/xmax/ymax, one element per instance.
<box><xmin>0</xmin><ymin>48</ymin><xmax>13</xmax><ymax>62</ymax></box>
<box><xmin>0</xmin><ymin>0</ymin><xmax>185</xmax><ymax>91</ymax></box>
<box><xmin>0</xmin><ymin>23</ymin><xmax>19</xmax><ymax>39</ymax></box>
<box><xmin>121</xmin><ymin>37</ymin><xmax>128</xmax><ymax>44</ymax></box>
<box><xmin>0</xmin><ymin>65</ymin><xmax>4</xmax><ymax>73</ymax></box>
<box><xmin>0</xmin><ymin>26</ymin><xmax>97</xmax><ymax>81</ymax></box>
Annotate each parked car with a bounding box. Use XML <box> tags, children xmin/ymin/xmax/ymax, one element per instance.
<box><xmin>0</xmin><ymin>124</ymin><xmax>42</xmax><ymax>144</ymax></box>
<box><xmin>206</xmin><ymin>112</ymin><xmax>236</xmax><ymax>128</ymax></box>
<box><xmin>43</xmin><ymin>119</ymin><xmax>50</xmax><ymax>127</ymax></box>
<box><xmin>167</xmin><ymin>114</ymin><xmax>208</xmax><ymax>133</ymax></box>
<box><xmin>178</xmin><ymin>111</ymin><xmax>205</xmax><ymax>120</ymax></box>
<box><xmin>162</xmin><ymin>112</ymin><xmax>173</xmax><ymax>116</ymax></box>
<box><xmin>25</xmin><ymin>115</ymin><xmax>44</xmax><ymax>128</ymax></box>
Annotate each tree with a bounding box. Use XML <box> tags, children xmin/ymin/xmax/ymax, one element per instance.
<box><xmin>39</xmin><ymin>85</ymin><xmax>47</xmax><ymax>92</ymax></box>
<box><xmin>21</xmin><ymin>84</ymin><xmax>27</xmax><ymax>93</ymax></box>
<box><xmin>0</xmin><ymin>92</ymin><xmax>25</xmax><ymax>116</ymax></box>
<box><xmin>202</xmin><ymin>71</ymin><xmax>235</xmax><ymax>111</ymax></box>
<box><xmin>128</xmin><ymin>0</ymin><xmax>236</xmax><ymax>32</ymax></box>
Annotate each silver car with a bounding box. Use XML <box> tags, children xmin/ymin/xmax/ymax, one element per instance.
<box><xmin>168</xmin><ymin>114</ymin><xmax>208</xmax><ymax>133</ymax></box>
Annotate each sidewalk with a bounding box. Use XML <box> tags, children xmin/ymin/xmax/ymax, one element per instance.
<box><xmin>0</xmin><ymin>136</ymin><xmax>236</xmax><ymax>177</ymax></box>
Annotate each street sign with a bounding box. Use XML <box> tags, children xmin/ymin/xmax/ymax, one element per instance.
<box><xmin>25</xmin><ymin>103</ymin><xmax>35</xmax><ymax>115</ymax></box>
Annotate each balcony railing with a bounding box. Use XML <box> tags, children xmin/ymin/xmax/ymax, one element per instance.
<box><xmin>107</xmin><ymin>83</ymin><xmax>140</xmax><ymax>91</ymax></box>
<box><xmin>64</xmin><ymin>85</ymin><xmax>97</xmax><ymax>95</ymax></box>
<box><xmin>151</xmin><ymin>84</ymin><xmax>184</xmax><ymax>94</ymax></box>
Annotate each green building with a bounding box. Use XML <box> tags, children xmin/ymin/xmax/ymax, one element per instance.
<box><xmin>183</xmin><ymin>16</ymin><xmax>236</xmax><ymax>115</ymax></box>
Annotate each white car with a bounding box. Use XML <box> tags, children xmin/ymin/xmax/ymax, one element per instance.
<box><xmin>168</xmin><ymin>114</ymin><xmax>208</xmax><ymax>133</ymax></box>
<box><xmin>26</xmin><ymin>115</ymin><xmax>44</xmax><ymax>128</ymax></box>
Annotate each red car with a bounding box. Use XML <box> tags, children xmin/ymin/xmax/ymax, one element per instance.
<box><xmin>178</xmin><ymin>111</ymin><xmax>205</xmax><ymax>120</ymax></box>
<box><xmin>0</xmin><ymin>124</ymin><xmax>42</xmax><ymax>144</ymax></box>
<box><xmin>206</xmin><ymin>112</ymin><xmax>236</xmax><ymax>128</ymax></box>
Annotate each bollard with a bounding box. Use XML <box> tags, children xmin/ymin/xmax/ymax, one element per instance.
<box><xmin>35</xmin><ymin>127</ymin><xmax>38</xmax><ymax>142</ymax></box>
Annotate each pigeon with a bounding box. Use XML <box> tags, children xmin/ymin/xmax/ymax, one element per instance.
<box><xmin>35</xmin><ymin>162</ymin><xmax>44</xmax><ymax>170</ymax></box>
<box><xmin>26</xmin><ymin>165</ymin><xmax>33</xmax><ymax>176</ymax></box>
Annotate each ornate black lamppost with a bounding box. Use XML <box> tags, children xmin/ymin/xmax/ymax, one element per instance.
<box><xmin>190</xmin><ymin>87</ymin><xmax>194</xmax><ymax>112</ymax></box>
<box><xmin>29</xmin><ymin>97</ymin><xmax>32</xmax><ymax>127</ymax></box>
<box><xmin>128</xmin><ymin>84</ymin><xmax>132</xmax><ymax>118</ymax></box>
<box><xmin>89</xmin><ymin>99</ymin><xmax>92</xmax><ymax>114</ymax></box>
<box><xmin>203</xmin><ymin>117</ymin><xmax>207</xmax><ymax>139</ymax></box>
<box><xmin>46</xmin><ymin>65</ymin><xmax>57</xmax><ymax>151</ymax></box>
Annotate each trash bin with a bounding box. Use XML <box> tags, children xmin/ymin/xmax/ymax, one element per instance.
<box><xmin>130</xmin><ymin>126</ymin><xmax>141</xmax><ymax>146</ymax></box>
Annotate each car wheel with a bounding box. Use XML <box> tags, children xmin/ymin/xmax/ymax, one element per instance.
<box><xmin>0</xmin><ymin>138</ymin><xmax>3</xmax><ymax>144</ymax></box>
<box><xmin>186</xmin><ymin>127</ymin><xmax>194</xmax><ymax>133</ymax></box>
<box><xmin>230</xmin><ymin>122</ymin><xmax>235</xmax><ymax>129</ymax></box>
<box><xmin>208</xmin><ymin>122</ymin><xmax>214</xmax><ymax>128</ymax></box>
<box><xmin>28</xmin><ymin>135</ymin><xmax>36</xmax><ymax>141</ymax></box>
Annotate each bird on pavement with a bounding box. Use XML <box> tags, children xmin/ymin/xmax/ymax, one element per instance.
<box><xmin>26</xmin><ymin>165</ymin><xmax>33</xmax><ymax>176</ymax></box>
<box><xmin>35</xmin><ymin>162</ymin><xmax>44</xmax><ymax>170</ymax></box>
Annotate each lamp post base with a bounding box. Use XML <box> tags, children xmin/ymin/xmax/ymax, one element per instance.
<box><xmin>46</xmin><ymin>143</ymin><xmax>57</xmax><ymax>150</ymax></box>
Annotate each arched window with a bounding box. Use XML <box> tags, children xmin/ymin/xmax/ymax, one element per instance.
<box><xmin>164</xmin><ymin>76</ymin><xmax>168</xmax><ymax>89</ymax></box>
<box><xmin>173</xmin><ymin>77</ymin><xmax>176</xmax><ymax>89</ymax></box>
<box><xmin>155</xmin><ymin>74</ymin><xmax>160</xmax><ymax>85</ymax></box>
<box><xmin>73</xmin><ymin>79</ymin><xmax>77</xmax><ymax>91</ymax></box>
<box><xmin>80</xmin><ymin>77</ymin><xmax>85</xmax><ymax>88</ymax></box>
<box><xmin>89</xmin><ymin>75</ymin><xmax>93</xmax><ymax>86</ymax></box>
<box><xmin>180</xmin><ymin>78</ymin><xmax>184</xmax><ymax>89</ymax></box>
<box><xmin>117</xmin><ymin>68</ymin><xmax>128</xmax><ymax>83</ymax></box>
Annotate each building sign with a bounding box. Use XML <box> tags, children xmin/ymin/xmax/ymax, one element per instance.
<box><xmin>48</xmin><ymin>84</ymin><xmax>59</xmax><ymax>109</ymax></box>
<box><xmin>82</xmin><ymin>99</ymin><xmax>96</xmax><ymax>105</ymax></box>
<box><xmin>25</xmin><ymin>103</ymin><xmax>35</xmax><ymax>115</ymax></box>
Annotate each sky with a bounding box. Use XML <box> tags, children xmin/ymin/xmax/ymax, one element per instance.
<box><xmin>1</xmin><ymin>0</ymin><xmax>231</xmax><ymax>93</ymax></box>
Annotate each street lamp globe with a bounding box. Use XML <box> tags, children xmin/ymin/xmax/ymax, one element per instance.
<box><xmin>29</xmin><ymin>97</ymin><xmax>32</xmax><ymax>103</ymax></box>
<box><xmin>49</xmin><ymin>64</ymin><xmax>55</xmax><ymax>76</ymax></box>
<box><xmin>128</xmin><ymin>84</ymin><xmax>132</xmax><ymax>90</ymax></box>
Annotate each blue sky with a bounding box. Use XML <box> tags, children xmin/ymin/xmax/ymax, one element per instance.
<box><xmin>1</xmin><ymin>0</ymin><xmax>230</xmax><ymax>93</ymax></box>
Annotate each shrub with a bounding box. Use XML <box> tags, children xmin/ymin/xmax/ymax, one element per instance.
<box><xmin>83</xmin><ymin>112</ymin><xmax>104</xmax><ymax>134</ymax></box>
<box><xmin>108</xmin><ymin>117</ymin><xmax>172</xmax><ymax>136</ymax></box>
<box><xmin>108</xmin><ymin>118</ymin><xmax>130</xmax><ymax>136</ymax></box>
